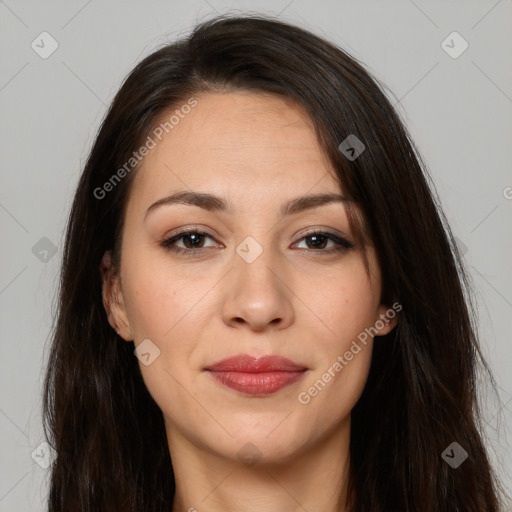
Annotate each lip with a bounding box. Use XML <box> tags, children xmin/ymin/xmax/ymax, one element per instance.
<box><xmin>205</xmin><ymin>355</ymin><xmax>308</xmax><ymax>395</ymax></box>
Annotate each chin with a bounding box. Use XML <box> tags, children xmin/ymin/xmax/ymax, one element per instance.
<box><xmin>212</xmin><ymin>423</ymin><xmax>309</xmax><ymax>466</ymax></box>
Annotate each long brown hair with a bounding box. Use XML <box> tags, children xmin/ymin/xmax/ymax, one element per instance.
<box><xmin>42</xmin><ymin>13</ymin><xmax>508</xmax><ymax>511</ymax></box>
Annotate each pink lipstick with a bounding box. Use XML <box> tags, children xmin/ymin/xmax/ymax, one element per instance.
<box><xmin>205</xmin><ymin>354</ymin><xmax>307</xmax><ymax>395</ymax></box>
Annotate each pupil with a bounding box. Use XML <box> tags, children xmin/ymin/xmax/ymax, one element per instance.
<box><xmin>181</xmin><ymin>234</ymin><xmax>329</xmax><ymax>250</ymax></box>
<box><xmin>185</xmin><ymin>233</ymin><xmax>203</xmax><ymax>248</ymax></box>
<box><xmin>308</xmin><ymin>235</ymin><xmax>326</xmax><ymax>249</ymax></box>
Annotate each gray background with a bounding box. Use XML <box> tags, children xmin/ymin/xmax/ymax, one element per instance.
<box><xmin>1</xmin><ymin>1</ymin><xmax>511</xmax><ymax>510</ymax></box>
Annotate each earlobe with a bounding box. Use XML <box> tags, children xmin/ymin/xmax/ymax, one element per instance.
<box><xmin>374</xmin><ymin>303</ymin><xmax>399</xmax><ymax>336</ymax></box>
<box><xmin>100</xmin><ymin>251</ymin><xmax>133</xmax><ymax>341</ymax></box>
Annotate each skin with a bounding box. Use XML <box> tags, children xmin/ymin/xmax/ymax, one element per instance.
<box><xmin>101</xmin><ymin>91</ymin><xmax>397</xmax><ymax>512</ymax></box>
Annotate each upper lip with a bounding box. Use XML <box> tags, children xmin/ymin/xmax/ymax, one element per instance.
<box><xmin>205</xmin><ymin>354</ymin><xmax>307</xmax><ymax>373</ymax></box>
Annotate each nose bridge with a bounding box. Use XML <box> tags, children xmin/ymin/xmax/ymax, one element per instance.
<box><xmin>234</xmin><ymin>236</ymin><xmax>280</xmax><ymax>291</ymax></box>
<box><xmin>220</xmin><ymin>234</ymin><xmax>295</xmax><ymax>331</ymax></box>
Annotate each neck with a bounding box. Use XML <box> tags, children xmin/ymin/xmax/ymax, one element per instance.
<box><xmin>167</xmin><ymin>416</ymin><xmax>353</xmax><ymax>512</ymax></box>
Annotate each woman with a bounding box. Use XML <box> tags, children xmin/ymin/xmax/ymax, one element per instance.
<box><xmin>42</xmin><ymin>13</ymin><xmax>508</xmax><ymax>511</ymax></box>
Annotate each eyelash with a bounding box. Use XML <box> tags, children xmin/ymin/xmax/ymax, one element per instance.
<box><xmin>160</xmin><ymin>228</ymin><xmax>354</xmax><ymax>256</ymax></box>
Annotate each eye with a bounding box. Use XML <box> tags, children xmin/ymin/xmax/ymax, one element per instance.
<box><xmin>160</xmin><ymin>228</ymin><xmax>354</xmax><ymax>256</ymax></box>
<box><xmin>160</xmin><ymin>229</ymin><xmax>218</xmax><ymax>255</ymax></box>
<box><xmin>292</xmin><ymin>230</ymin><xmax>354</xmax><ymax>253</ymax></box>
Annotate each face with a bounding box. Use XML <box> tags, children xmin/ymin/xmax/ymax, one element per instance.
<box><xmin>102</xmin><ymin>91</ymin><xmax>396</xmax><ymax>465</ymax></box>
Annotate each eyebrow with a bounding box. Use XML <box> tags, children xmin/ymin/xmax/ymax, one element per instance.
<box><xmin>144</xmin><ymin>191</ymin><xmax>351</xmax><ymax>220</ymax></box>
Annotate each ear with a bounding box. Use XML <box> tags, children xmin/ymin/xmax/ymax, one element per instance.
<box><xmin>373</xmin><ymin>302</ymin><xmax>400</xmax><ymax>337</ymax></box>
<box><xmin>100</xmin><ymin>250</ymin><xmax>133</xmax><ymax>341</ymax></box>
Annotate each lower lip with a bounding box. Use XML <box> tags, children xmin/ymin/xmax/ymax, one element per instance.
<box><xmin>208</xmin><ymin>370</ymin><xmax>306</xmax><ymax>395</ymax></box>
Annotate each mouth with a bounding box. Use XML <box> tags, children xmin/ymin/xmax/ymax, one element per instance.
<box><xmin>204</xmin><ymin>354</ymin><xmax>308</xmax><ymax>396</ymax></box>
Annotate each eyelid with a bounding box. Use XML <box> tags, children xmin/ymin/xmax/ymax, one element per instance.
<box><xmin>290</xmin><ymin>228</ymin><xmax>354</xmax><ymax>251</ymax></box>
<box><xmin>160</xmin><ymin>226</ymin><xmax>354</xmax><ymax>255</ymax></box>
<box><xmin>163</xmin><ymin>225</ymin><xmax>220</xmax><ymax>241</ymax></box>
<box><xmin>160</xmin><ymin>226</ymin><xmax>221</xmax><ymax>249</ymax></box>
<box><xmin>292</xmin><ymin>226</ymin><xmax>352</xmax><ymax>242</ymax></box>
<box><xmin>160</xmin><ymin>226</ymin><xmax>350</xmax><ymax>243</ymax></box>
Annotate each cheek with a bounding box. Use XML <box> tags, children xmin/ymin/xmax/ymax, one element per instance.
<box><xmin>120</xmin><ymin>261</ymin><xmax>211</xmax><ymax>428</ymax></box>
<box><xmin>298</xmin><ymin>262</ymin><xmax>379</xmax><ymax>349</ymax></box>
<box><xmin>122</xmin><ymin>255</ymin><xmax>211</xmax><ymax>341</ymax></box>
<box><xmin>292</xmin><ymin>265</ymin><xmax>378</xmax><ymax>419</ymax></box>
<box><xmin>121</xmin><ymin>249</ymin><xmax>219</xmax><ymax>375</ymax></box>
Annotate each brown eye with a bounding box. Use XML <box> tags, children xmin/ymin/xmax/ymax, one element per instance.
<box><xmin>161</xmin><ymin>230</ymin><xmax>218</xmax><ymax>254</ymax></box>
<box><xmin>293</xmin><ymin>231</ymin><xmax>354</xmax><ymax>252</ymax></box>
<box><xmin>304</xmin><ymin>233</ymin><xmax>329</xmax><ymax>249</ymax></box>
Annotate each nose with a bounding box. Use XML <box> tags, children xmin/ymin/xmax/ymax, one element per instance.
<box><xmin>221</xmin><ymin>249</ymin><xmax>295</xmax><ymax>332</ymax></box>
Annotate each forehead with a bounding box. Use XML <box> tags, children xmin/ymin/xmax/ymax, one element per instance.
<box><xmin>128</xmin><ymin>91</ymin><xmax>342</xmax><ymax>212</ymax></box>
